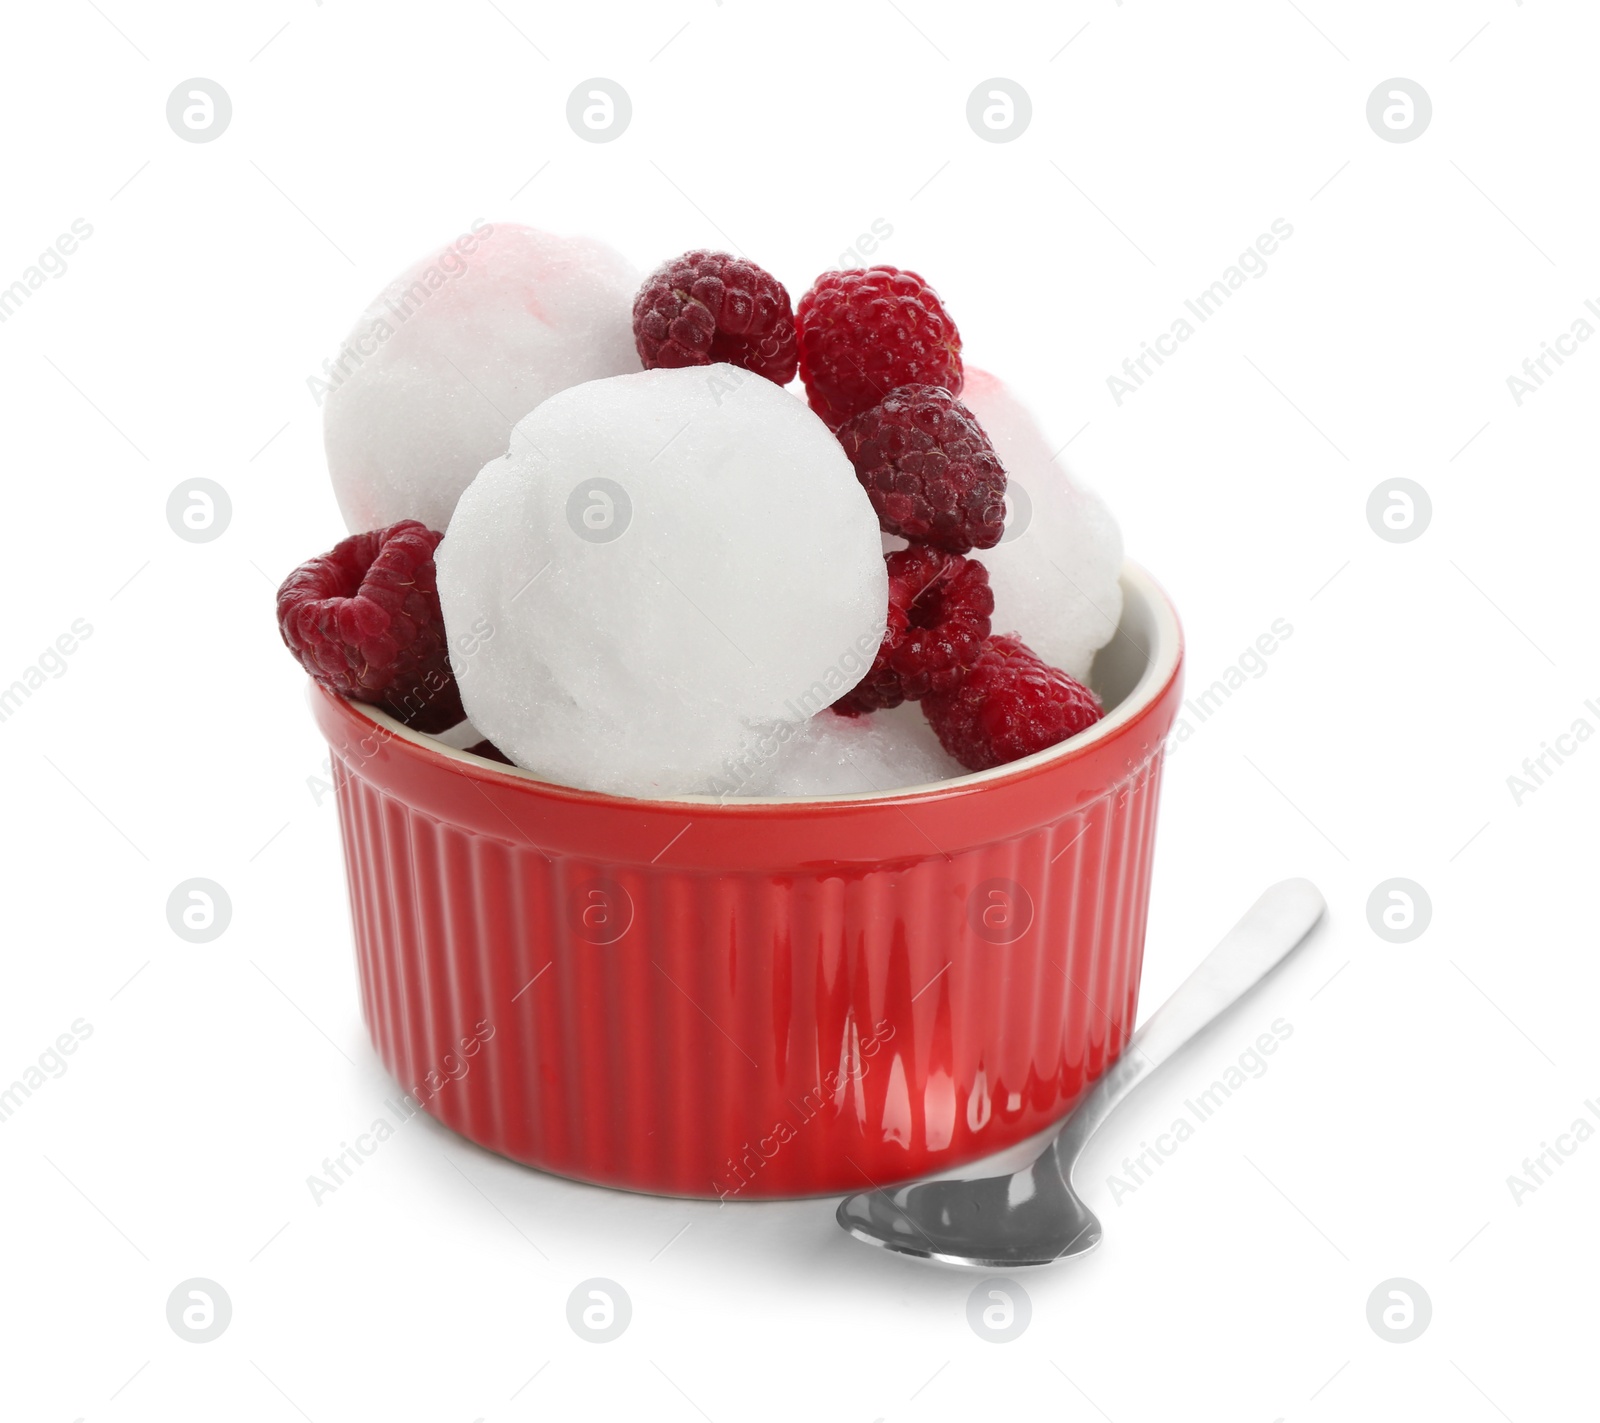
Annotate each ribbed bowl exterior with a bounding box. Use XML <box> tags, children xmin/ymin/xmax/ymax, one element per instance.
<box><xmin>311</xmin><ymin>597</ymin><xmax>1182</xmax><ymax>1198</ymax></box>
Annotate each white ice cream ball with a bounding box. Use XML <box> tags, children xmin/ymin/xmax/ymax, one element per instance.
<box><xmin>323</xmin><ymin>222</ymin><xmax>640</xmax><ymax>534</ymax></box>
<box><xmin>436</xmin><ymin>365</ymin><xmax>888</xmax><ymax>798</ymax></box>
<box><xmin>426</xmin><ymin>718</ymin><xmax>487</xmax><ymax>750</ymax></box>
<box><xmin>963</xmin><ymin>367</ymin><xmax>1124</xmax><ymax>682</ymax></box>
<box><xmin>730</xmin><ymin>703</ymin><xmax>963</xmax><ymax>798</ymax></box>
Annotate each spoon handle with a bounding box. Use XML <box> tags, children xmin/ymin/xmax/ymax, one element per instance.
<box><xmin>1051</xmin><ymin>878</ymin><xmax>1326</xmax><ymax>1170</ymax></box>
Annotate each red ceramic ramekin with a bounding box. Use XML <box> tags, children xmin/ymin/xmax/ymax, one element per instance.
<box><xmin>310</xmin><ymin>562</ymin><xmax>1182</xmax><ymax>1198</ymax></box>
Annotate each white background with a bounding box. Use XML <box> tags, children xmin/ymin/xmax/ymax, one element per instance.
<box><xmin>1</xmin><ymin>1</ymin><xmax>1596</xmax><ymax>1419</ymax></box>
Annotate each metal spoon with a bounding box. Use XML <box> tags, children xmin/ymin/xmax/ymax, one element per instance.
<box><xmin>836</xmin><ymin>878</ymin><xmax>1327</xmax><ymax>1268</ymax></box>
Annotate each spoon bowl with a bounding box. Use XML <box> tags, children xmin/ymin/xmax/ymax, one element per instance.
<box><xmin>837</xmin><ymin>878</ymin><xmax>1327</xmax><ymax>1267</ymax></box>
<box><xmin>838</xmin><ymin>1149</ymin><xmax>1102</xmax><ymax>1268</ymax></box>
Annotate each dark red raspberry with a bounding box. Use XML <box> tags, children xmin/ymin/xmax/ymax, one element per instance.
<box><xmin>839</xmin><ymin>385</ymin><xmax>1007</xmax><ymax>552</ymax></box>
<box><xmin>922</xmin><ymin>634</ymin><xmax>1102</xmax><ymax>772</ymax></box>
<box><xmin>277</xmin><ymin>521</ymin><xmax>464</xmax><ymax>733</ymax></box>
<box><xmin>835</xmin><ymin>548</ymin><xmax>993</xmax><ymax>714</ymax></box>
<box><xmin>633</xmin><ymin>250</ymin><xmax>798</xmax><ymax>384</ymax></box>
<box><xmin>466</xmin><ymin>739</ymin><xmax>513</xmax><ymax>765</ymax></box>
<box><xmin>796</xmin><ymin>267</ymin><xmax>962</xmax><ymax>427</ymax></box>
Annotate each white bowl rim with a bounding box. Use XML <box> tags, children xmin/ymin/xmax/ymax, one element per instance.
<box><xmin>340</xmin><ymin>559</ymin><xmax>1182</xmax><ymax>808</ymax></box>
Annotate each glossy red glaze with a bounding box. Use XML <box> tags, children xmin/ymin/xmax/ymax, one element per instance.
<box><xmin>310</xmin><ymin>567</ymin><xmax>1183</xmax><ymax>1198</ymax></box>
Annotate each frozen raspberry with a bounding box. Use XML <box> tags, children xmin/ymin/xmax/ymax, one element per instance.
<box><xmin>796</xmin><ymin>267</ymin><xmax>962</xmax><ymax>427</ymax></box>
<box><xmin>839</xmin><ymin>385</ymin><xmax>1007</xmax><ymax>552</ymax></box>
<box><xmin>835</xmin><ymin>548</ymin><xmax>993</xmax><ymax>714</ymax></box>
<box><xmin>922</xmin><ymin>634</ymin><xmax>1102</xmax><ymax>772</ymax></box>
<box><xmin>466</xmin><ymin>739</ymin><xmax>513</xmax><ymax>765</ymax></box>
<box><xmin>277</xmin><ymin>521</ymin><xmax>464</xmax><ymax>733</ymax></box>
<box><xmin>632</xmin><ymin>250</ymin><xmax>798</xmax><ymax>385</ymax></box>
